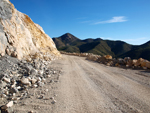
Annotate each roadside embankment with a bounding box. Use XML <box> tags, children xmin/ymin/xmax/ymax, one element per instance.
<box><xmin>60</xmin><ymin>51</ymin><xmax>150</xmax><ymax>70</ymax></box>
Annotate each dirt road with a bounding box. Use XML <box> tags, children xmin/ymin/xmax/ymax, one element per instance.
<box><xmin>12</xmin><ymin>55</ymin><xmax>150</xmax><ymax>113</ymax></box>
<box><xmin>51</xmin><ymin>55</ymin><xmax>150</xmax><ymax>113</ymax></box>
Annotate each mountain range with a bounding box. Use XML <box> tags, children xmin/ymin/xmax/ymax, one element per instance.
<box><xmin>52</xmin><ymin>33</ymin><xmax>150</xmax><ymax>61</ymax></box>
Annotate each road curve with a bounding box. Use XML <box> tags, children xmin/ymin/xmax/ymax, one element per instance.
<box><xmin>51</xmin><ymin>55</ymin><xmax>150</xmax><ymax>113</ymax></box>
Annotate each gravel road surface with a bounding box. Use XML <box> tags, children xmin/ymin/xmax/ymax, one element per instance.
<box><xmin>51</xmin><ymin>55</ymin><xmax>150</xmax><ymax>113</ymax></box>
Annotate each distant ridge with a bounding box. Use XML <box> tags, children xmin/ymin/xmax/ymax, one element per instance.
<box><xmin>53</xmin><ymin>33</ymin><xmax>150</xmax><ymax>60</ymax></box>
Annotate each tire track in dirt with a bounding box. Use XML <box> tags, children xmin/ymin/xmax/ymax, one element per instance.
<box><xmin>52</xmin><ymin>55</ymin><xmax>150</xmax><ymax>113</ymax></box>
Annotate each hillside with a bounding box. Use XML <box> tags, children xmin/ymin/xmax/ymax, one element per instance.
<box><xmin>119</xmin><ymin>41</ymin><xmax>150</xmax><ymax>60</ymax></box>
<box><xmin>53</xmin><ymin>33</ymin><xmax>150</xmax><ymax>60</ymax></box>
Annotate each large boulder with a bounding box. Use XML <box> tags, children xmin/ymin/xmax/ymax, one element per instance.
<box><xmin>146</xmin><ymin>62</ymin><xmax>150</xmax><ymax>69</ymax></box>
<box><xmin>0</xmin><ymin>0</ymin><xmax>61</xmax><ymax>59</ymax></box>
<box><xmin>124</xmin><ymin>57</ymin><xmax>132</xmax><ymax>67</ymax></box>
<box><xmin>140</xmin><ymin>60</ymin><xmax>149</xmax><ymax>68</ymax></box>
<box><xmin>104</xmin><ymin>55</ymin><xmax>112</xmax><ymax>60</ymax></box>
<box><xmin>86</xmin><ymin>54</ymin><xmax>100</xmax><ymax>61</ymax></box>
<box><xmin>132</xmin><ymin>59</ymin><xmax>137</xmax><ymax>66</ymax></box>
<box><xmin>97</xmin><ymin>55</ymin><xmax>112</xmax><ymax>65</ymax></box>
<box><xmin>134</xmin><ymin>58</ymin><xmax>144</xmax><ymax>67</ymax></box>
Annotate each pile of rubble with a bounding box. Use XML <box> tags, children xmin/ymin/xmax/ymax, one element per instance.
<box><xmin>0</xmin><ymin>55</ymin><xmax>60</xmax><ymax>112</ymax></box>
<box><xmin>61</xmin><ymin>51</ymin><xmax>150</xmax><ymax>70</ymax></box>
<box><xmin>95</xmin><ymin>56</ymin><xmax>150</xmax><ymax>69</ymax></box>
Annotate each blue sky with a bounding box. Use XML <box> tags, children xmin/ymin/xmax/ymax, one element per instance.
<box><xmin>9</xmin><ymin>0</ymin><xmax>150</xmax><ymax>45</ymax></box>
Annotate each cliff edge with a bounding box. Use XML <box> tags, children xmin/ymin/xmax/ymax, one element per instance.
<box><xmin>0</xmin><ymin>0</ymin><xmax>61</xmax><ymax>60</ymax></box>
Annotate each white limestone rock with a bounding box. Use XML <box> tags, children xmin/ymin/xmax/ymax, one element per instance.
<box><xmin>21</xmin><ymin>77</ymin><xmax>30</xmax><ymax>85</ymax></box>
<box><xmin>0</xmin><ymin>0</ymin><xmax>61</xmax><ymax>60</ymax></box>
<box><xmin>1</xmin><ymin>101</ymin><xmax>13</xmax><ymax>109</ymax></box>
<box><xmin>3</xmin><ymin>77</ymin><xmax>10</xmax><ymax>83</ymax></box>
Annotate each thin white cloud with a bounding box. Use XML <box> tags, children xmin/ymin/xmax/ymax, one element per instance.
<box><xmin>94</xmin><ymin>16</ymin><xmax>128</xmax><ymax>24</ymax></box>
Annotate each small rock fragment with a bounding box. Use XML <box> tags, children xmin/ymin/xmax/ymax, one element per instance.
<box><xmin>38</xmin><ymin>70</ymin><xmax>43</xmax><ymax>75</ymax></box>
<box><xmin>50</xmin><ymin>97</ymin><xmax>54</xmax><ymax>100</ymax></box>
<box><xmin>51</xmin><ymin>100</ymin><xmax>56</xmax><ymax>104</ymax></box>
<box><xmin>30</xmin><ymin>69</ymin><xmax>37</xmax><ymax>75</ymax></box>
<box><xmin>33</xmin><ymin>84</ymin><xmax>38</xmax><ymax>88</ymax></box>
<box><xmin>46</xmin><ymin>75</ymin><xmax>51</xmax><ymax>78</ymax></box>
<box><xmin>31</xmin><ymin>78</ymin><xmax>37</xmax><ymax>84</ymax></box>
<box><xmin>50</xmin><ymin>80</ymin><xmax>54</xmax><ymax>83</ymax></box>
<box><xmin>1</xmin><ymin>101</ymin><xmax>13</xmax><ymax>110</ymax></box>
<box><xmin>53</xmin><ymin>71</ymin><xmax>56</xmax><ymax>74</ymax></box>
<box><xmin>41</xmin><ymin>78</ymin><xmax>46</xmax><ymax>82</ymax></box>
<box><xmin>28</xmin><ymin>111</ymin><xmax>34</xmax><ymax>113</ymax></box>
<box><xmin>3</xmin><ymin>77</ymin><xmax>10</xmax><ymax>83</ymax></box>
<box><xmin>45</xmin><ymin>89</ymin><xmax>48</xmax><ymax>92</ymax></box>
<box><xmin>37</xmin><ymin>77</ymin><xmax>41</xmax><ymax>82</ymax></box>
<box><xmin>37</xmin><ymin>81</ymin><xmax>44</xmax><ymax>87</ymax></box>
<box><xmin>21</xmin><ymin>77</ymin><xmax>30</xmax><ymax>85</ymax></box>
<box><xmin>10</xmin><ymin>87</ymin><xmax>18</xmax><ymax>94</ymax></box>
<box><xmin>6</xmin><ymin>101</ymin><xmax>14</xmax><ymax>108</ymax></box>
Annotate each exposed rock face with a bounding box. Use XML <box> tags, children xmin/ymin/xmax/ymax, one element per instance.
<box><xmin>0</xmin><ymin>0</ymin><xmax>61</xmax><ymax>59</ymax></box>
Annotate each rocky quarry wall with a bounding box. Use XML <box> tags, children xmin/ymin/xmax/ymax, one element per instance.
<box><xmin>0</xmin><ymin>0</ymin><xmax>61</xmax><ymax>112</ymax></box>
<box><xmin>0</xmin><ymin>0</ymin><xmax>61</xmax><ymax>60</ymax></box>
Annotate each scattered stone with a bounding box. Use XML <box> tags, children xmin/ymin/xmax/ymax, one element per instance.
<box><xmin>51</xmin><ymin>100</ymin><xmax>57</xmax><ymax>104</ymax></box>
<box><xmin>38</xmin><ymin>70</ymin><xmax>43</xmax><ymax>75</ymax></box>
<box><xmin>50</xmin><ymin>80</ymin><xmax>54</xmax><ymax>83</ymax></box>
<box><xmin>6</xmin><ymin>101</ymin><xmax>14</xmax><ymax>108</ymax></box>
<box><xmin>21</xmin><ymin>77</ymin><xmax>30</xmax><ymax>85</ymax></box>
<box><xmin>10</xmin><ymin>87</ymin><xmax>18</xmax><ymax>94</ymax></box>
<box><xmin>28</xmin><ymin>111</ymin><xmax>34</xmax><ymax>113</ymax></box>
<box><xmin>43</xmin><ymin>97</ymin><xmax>50</xmax><ymax>100</ymax></box>
<box><xmin>31</xmin><ymin>78</ymin><xmax>37</xmax><ymax>84</ymax></box>
<box><xmin>16</xmin><ymin>86</ymin><xmax>21</xmax><ymax>90</ymax></box>
<box><xmin>46</xmin><ymin>75</ymin><xmax>51</xmax><ymax>78</ymax></box>
<box><xmin>27</xmin><ymin>77</ymin><xmax>32</xmax><ymax>81</ymax></box>
<box><xmin>33</xmin><ymin>84</ymin><xmax>38</xmax><ymax>88</ymax></box>
<box><xmin>53</xmin><ymin>71</ymin><xmax>56</xmax><ymax>74</ymax></box>
<box><xmin>1</xmin><ymin>101</ymin><xmax>14</xmax><ymax>110</ymax></box>
<box><xmin>37</xmin><ymin>81</ymin><xmax>44</xmax><ymax>87</ymax></box>
<box><xmin>38</xmin><ymin>95</ymin><xmax>43</xmax><ymax>99</ymax></box>
<box><xmin>50</xmin><ymin>97</ymin><xmax>54</xmax><ymax>100</ymax></box>
<box><xmin>30</xmin><ymin>69</ymin><xmax>37</xmax><ymax>75</ymax></box>
<box><xmin>37</xmin><ymin>77</ymin><xmax>42</xmax><ymax>82</ymax></box>
<box><xmin>0</xmin><ymin>52</ymin><xmax>57</xmax><ymax>112</ymax></box>
<box><xmin>3</xmin><ymin>77</ymin><xmax>10</xmax><ymax>83</ymax></box>
<box><xmin>42</xmin><ymin>78</ymin><xmax>46</xmax><ymax>82</ymax></box>
<box><xmin>45</xmin><ymin>89</ymin><xmax>49</xmax><ymax>92</ymax></box>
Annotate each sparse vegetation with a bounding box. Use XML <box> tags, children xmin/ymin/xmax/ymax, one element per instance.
<box><xmin>53</xmin><ymin>33</ymin><xmax>150</xmax><ymax>61</ymax></box>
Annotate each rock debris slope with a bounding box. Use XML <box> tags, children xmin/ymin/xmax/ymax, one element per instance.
<box><xmin>0</xmin><ymin>55</ymin><xmax>61</xmax><ymax>113</ymax></box>
<box><xmin>0</xmin><ymin>0</ymin><xmax>61</xmax><ymax>60</ymax></box>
